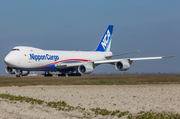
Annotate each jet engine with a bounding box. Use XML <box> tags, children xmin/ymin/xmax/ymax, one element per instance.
<box><xmin>5</xmin><ymin>66</ymin><xmax>15</xmax><ymax>74</ymax></box>
<box><xmin>15</xmin><ymin>69</ymin><xmax>29</xmax><ymax>76</ymax></box>
<box><xmin>21</xmin><ymin>71</ymin><xmax>29</xmax><ymax>76</ymax></box>
<box><xmin>78</xmin><ymin>64</ymin><xmax>94</xmax><ymax>74</ymax></box>
<box><xmin>115</xmin><ymin>60</ymin><xmax>131</xmax><ymax>71</ymax></box>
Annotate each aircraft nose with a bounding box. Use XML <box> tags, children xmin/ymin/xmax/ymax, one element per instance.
<box><xmin>4</xmin><ymin>54</ymin><xmax>17</xmax><ymax>67</ymax></box>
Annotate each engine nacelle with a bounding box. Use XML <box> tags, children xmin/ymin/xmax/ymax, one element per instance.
<box><xmin>115</xmin><ymin>60</ymin><xmax>131</xmax><ymax>71</ymax></box>
<box><xmin>15</xmin><ymin>69</ymin><xmax>30</xmax><ymax>76</ymax></box>
<box><xmin>21</xmin><ymin>71</ymin><xmax>30</xmax><ymax>76</ymax></box>
<box><xmin>78</xmin><ymin>64</ymin><xmax>94</xmax><ymax>74</ymax></box>
<box><xmin>5</xmin><ymin>66</ymin><xmax>15</xmax><ymax>74</ymax></box>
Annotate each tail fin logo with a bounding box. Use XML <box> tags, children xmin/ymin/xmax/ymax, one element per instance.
<box><xmin>95</xmin><ymin>25</ymin><xmax>113</xmax><ymax>52</ymax></box>
<box><xmin>101</xmin><ymin>30</ymin><xmax>111</xmax><ymax>50</ymax></box>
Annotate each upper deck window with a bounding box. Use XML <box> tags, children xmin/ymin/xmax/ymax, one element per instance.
<box><xmin>11</xmin><ymin>49</ymin><xmax>20</xmax><ymax>51</ymax></box>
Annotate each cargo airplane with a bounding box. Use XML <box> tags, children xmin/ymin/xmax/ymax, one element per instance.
<box><xmin>4</xmin><ymin>25</ymin><xmax>175</xmax><ymax>77</ymax></box>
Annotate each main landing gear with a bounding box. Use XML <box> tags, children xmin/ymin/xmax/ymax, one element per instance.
<box><xmin>58</xmin><ymin>72</ymin><xmax>81</xmax><ymax>77</ymax></box>
<box><xmin>44</xmin><ymin>71</ymin><xmax>52</xmax><ymax>77</ymax></box>
<box><xmin>58</xmin><ymin>73</ymin><xmax>66</xmax><ymax>77</ymax></box>
<box><xmin>66</xmin><ymin>72</ymin><xmax>81</xmax><ymax>76</ymax></box>
<box><xmin>44</xmin><ymin>71</ymin><xmax>82</xmax><ymax>77</ymax></box>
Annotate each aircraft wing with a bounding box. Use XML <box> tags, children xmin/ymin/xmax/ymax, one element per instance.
<box><xmin>53</xmin><ymin>55</ymin><xmax>176</xmax><ymax>74</ymax></box>
<box><xmin>94</xmin><ymin>55</ymin><xmax>177</xmax><ymax>65</ymax></box>
<box><xmin>54</xmin><ymin>56</ymin><xmax>176</xmax><ymax>68</ymax></box>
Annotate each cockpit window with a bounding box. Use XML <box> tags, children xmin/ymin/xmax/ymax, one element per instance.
<box><xmin>11</xmin><ymin>49</ymin><xmax>20</xmax><ymax>51</ymax></box>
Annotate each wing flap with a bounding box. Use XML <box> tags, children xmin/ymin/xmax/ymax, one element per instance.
<box><xmin>105</xmin><ymin>50</ymin><xmax>139</xmax><ymax>58</ymax></box>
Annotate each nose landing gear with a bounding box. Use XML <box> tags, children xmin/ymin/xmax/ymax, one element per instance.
<box><xmin>15</xmin><ymin>69</ymin><xmax>21</xmax><ymax>77</ymax></box>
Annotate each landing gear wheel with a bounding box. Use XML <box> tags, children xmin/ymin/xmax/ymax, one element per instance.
<box><xmin>16</xmin><ymin>75</ymin><xmax>21</xmax><ymax>77</ymax></box>
<box><xmin>15</xmin><ymin>69</ymin><xmax>22</xmax><ymax>77</ymax></box>
<box><xmin>44</xmin><ymin>74</ymin><xmax>53</xmax><ymax>77</ymax></box>
<box><xmin>58</xmin><ymin>73</ymin><xmax>66</xmax><ymax>77</ymax></box>
<box><xmin>68</xmin><ymin>73</ymin><xmax>76</xmax><ymax>76</ymax></box>
<box><xmin>44</xmin><ymin>71</ymin><xmax>53</xmax><ymax>77</ymax></box>
<box><xmin>76</xmin><ymin>73</ymin><xmax>81</xmax><ymax>76</ymax></box>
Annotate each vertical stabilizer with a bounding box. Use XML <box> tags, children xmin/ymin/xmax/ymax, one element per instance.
<box><xmin>95</xmin><ymin>25</ymin><xmax>113</xmax><ymax>52</ymax></box>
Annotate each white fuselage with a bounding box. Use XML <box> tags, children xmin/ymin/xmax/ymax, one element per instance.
<box><xmin>4</xmin><ymin>46</ymin><xmax>112</xmax><ymax>71</ymax></box>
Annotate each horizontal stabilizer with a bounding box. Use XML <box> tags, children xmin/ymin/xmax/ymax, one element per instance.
<box><xmin>105</xmin><ymin>50</ymin><xmax>139</xmax><ymax>58</ymax></box>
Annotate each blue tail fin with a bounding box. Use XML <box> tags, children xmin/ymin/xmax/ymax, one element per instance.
<box><xmin>95</xmin><ymin>25</ymin><xmax>113</xmax><ymax>52</ymax></box>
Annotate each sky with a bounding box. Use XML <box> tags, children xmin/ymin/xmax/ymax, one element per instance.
<box><xmin>0</xmin><ymin>0</ymin><xmax>180</xmax><ymax>75</ymax></box>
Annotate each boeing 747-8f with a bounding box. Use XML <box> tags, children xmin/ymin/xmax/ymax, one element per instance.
<box><xmin>4</xmin><ymin>25</ymin><xmax>175</xmax><ymax>77</ymax></box>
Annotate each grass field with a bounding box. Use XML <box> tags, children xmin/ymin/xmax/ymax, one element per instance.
<box><xmin>0</xmin><ymin>75</ymin><xmax>180</xmax><ymax>87</ymax></box>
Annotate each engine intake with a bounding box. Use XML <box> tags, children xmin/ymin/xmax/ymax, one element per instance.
<box><xmin>115</xmin><ymin>60</ymin><xmax>131</xmax><ymax>71</ymax></box>
<box><xmin>78</xmin><ymin>64</ymin><xmax>94</xmax><ymax>74</ymax></box>
<box><xmin>5</xmin><ymin>66</ymin><xmax>15</xmax><ymax>74</ymax></box>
